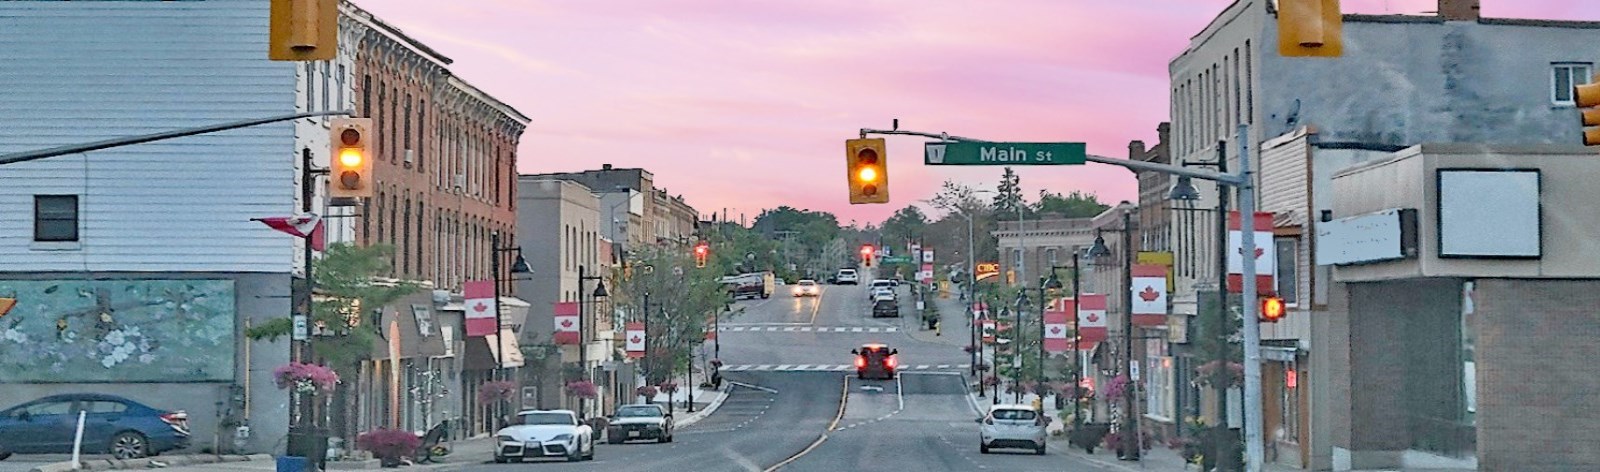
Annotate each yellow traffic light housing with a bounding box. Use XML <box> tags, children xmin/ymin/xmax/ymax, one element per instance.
<box><xmin>846</xmin><ymin>138</ymin><xmax>889</xmax><ymax>204</ymax></box>
<box><xmin>1278</xmin><ymin>0</ymin><xmax>1342</xmax><ymax>58</ymax></box>
<box><xmin>329</xmin><ymin>118</ymin><xmax>374</xmax><ymax>198</ymax></box>
<box><xmin>1576</xmin><ymin>80</ymin><xmax>1600</xmax><ymax>145</ymax></box>
<box><xmin>269</xmin><ymin>0</ymin><xmax>337</xmax><ymax>61</ymax></box>
<box><xmin>1260</xmin><ymin>296</ymin><xmax>1287</xmax><ymax>323</ymax></box>
<box><xmin>0</xmin><ymin>297</ymin><xmax>15</xmax><ymax>318</ymax></box>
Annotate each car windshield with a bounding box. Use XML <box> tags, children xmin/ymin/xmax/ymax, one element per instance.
<box><xmin>616</xmin><ymin>406</ymin><xmax>662</xmax><ymax>418</ymax></box>
<box><xmin>992</xmin><ymin>409</ymin><xmax>1037</xmax><ymax>421</ymax></box>
<box><xmin>519</xmin><ymin>412</ymin><xmax>576</xmax><ymax>426</ymax></box>
<box><xmin>799</xmin><ymin>281</ymin><xmax>816</xmax><ymax>286</ymax></box>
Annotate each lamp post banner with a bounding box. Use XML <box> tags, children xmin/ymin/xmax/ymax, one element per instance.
<box><xmin>1226</xmin><ymin>211</ymin><xmax>1277</xmax><ymax>293</ymax></box>
<box><xmin>1078</xmin><ymin>293</ymin><xmax>1108</xmax><ymax>346</ymax></box>
<box><xmin>1130</xmin><ymin>264</ymin><xmax>1169</xmax><ymax>326</ymax></box>
<box><xmin>625</xmin><ymin>322</ymin><xmax>645</xmax><ymax>358</ymax></box>
<box><xmin>1043</xmin><ymin>310</ymin><xmax>1070</xmax><ymax>353</ymax></box>
<box><xmin>463</xmin><ymin>280</ymin><xmax>497</xmax><ymax>337</ymax></box>
<box><xmin>553</xmin><ymin>302</ymin><xmax>581</xmax><ymax>345</ymax></box>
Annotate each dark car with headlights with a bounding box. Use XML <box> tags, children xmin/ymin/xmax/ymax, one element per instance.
<box><xmin>605</xmin><ymin>404</ymin><xmax>673</xmax><ymax>444</ymax></box>
<box><xmin>0</xmin><ymin>393</ymin><xmax>189</xmax><ymax>460</ymax></box>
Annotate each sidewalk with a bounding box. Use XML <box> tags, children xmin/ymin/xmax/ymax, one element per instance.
<box><xmin>901</xmin><ymin>285</ymin><xmax>972</xmax><ymax>348</ymax></box>
<box><xmin>26</xmin><ymin>436</ymin><xmax>497</xmax><ymax>472</ymax></box>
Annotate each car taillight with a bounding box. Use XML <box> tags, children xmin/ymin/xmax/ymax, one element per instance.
<box><xmin>161</xmin><ymin>412</ymin><xmax>191</xmax><ymax>434</ymax></box>
<box><xmin>885</xmin><ymin>355</ymin><xmax>898</xmax><ymax>369</ymax></box>
<box><xmin>854</xmin><ymin>356</ymin><xmax>866</xmax><ymax>368</ymax></box>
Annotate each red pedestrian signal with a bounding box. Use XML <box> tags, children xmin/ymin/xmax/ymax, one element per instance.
<box><xmin>860</xmin><ymin>245</ymin><xmax>875</xmax><ymax>267</ymax></box>
<box><xmin>1260</xmin><ymin>296</ymin><xmax>1287</xmax><ymax>323</ymax></box>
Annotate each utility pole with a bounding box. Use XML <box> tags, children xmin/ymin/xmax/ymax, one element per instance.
<box><xmin>1236</xmin><ymin>125</ymin><xmax>1266</xmax><ymax>472</ymax></box>
<box><xmin>1119</xmin><ymin>208</ymin><xmax>1140</xmax><ymax>460</ymax></box>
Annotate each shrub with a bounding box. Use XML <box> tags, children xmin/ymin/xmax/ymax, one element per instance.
<box><xmin>356</xmin><ymin>428</ymin><xmax>420</xmax><ymax>462</ymax></box>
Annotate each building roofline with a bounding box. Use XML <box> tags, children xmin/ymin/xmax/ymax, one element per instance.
<box><xmin>340</xmin><ymin>0</ymin><xmax>453</xmax><ymax>66</ymax></box>
<box><xmin>447</xmin><ymin>76</ymin><xmax>531</xmax><ymax>125</ymax></box>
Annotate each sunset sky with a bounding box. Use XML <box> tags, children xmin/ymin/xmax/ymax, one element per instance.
<box><xmin>352</xmin><ymin>0</ymin><xmax>1597</xmax><ymax>226</ymax></box>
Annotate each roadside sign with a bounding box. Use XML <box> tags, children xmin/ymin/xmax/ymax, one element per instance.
<box><xmin>881</xmin><ymin>255</ymin><xmax>912</xmax><ymax>264</ymax></box>
<box><xmin>924</xmin><ymin>141</ymin><xmax>1086</xmax><ymax>166</ymax></box>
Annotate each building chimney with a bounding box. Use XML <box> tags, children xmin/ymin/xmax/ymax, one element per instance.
<box><xmin>602</xmin><ymin>163</ymin><xmax>613</xmax><ymax>170</ymax></box>
<box><xmin>1439</xmin><ymin>0</ymin><xmax>1479</xmax><ymax>21</ymax></box>
<box><xmin>1128</xmin><ymin>140</ymin><xmax>1147</xmax><ymax>159</ymax></box>
<box><xmin>1157</xmin><ymin>122</ymin><xmax>1171</xmax><ymax>146</ymax></box>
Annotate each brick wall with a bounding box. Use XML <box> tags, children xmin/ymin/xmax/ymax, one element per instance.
<box><xmin>1475</xmin><ymin>279</ymin><xmax>1600</xmax><ymax>472</ymax></box>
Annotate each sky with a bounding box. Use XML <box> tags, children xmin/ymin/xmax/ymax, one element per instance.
<box><xmin>351</xmin><ymin>0</ymin><xmax>1596</xmax><ymax>226</ymax></box>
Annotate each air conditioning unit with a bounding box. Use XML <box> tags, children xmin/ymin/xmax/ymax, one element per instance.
<box><xmin>454</xmin><ymin>174</ymin><xmax>466</xmax><ymax>192</ymax></box>
<box><xmin>404</xmin><ymin>149</ymin><xmax>414</xmax><ymax>166</ymax></box>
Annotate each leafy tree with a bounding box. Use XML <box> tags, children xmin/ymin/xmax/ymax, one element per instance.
<box><xmin>1034</xmin><ymin>190</ymin><xmax>1110</xmax><ymax>218</ymax></box>
<box><xmin>993</xmin><ymin>167</ymin><xmax>1027</xmax><ymax>220</ymax></box>
<box><xmin>880</xmin><ymin>206</ymin><xmax>928</xmax><ymax>248</ymax></box>
<box><xmin>246</xmin><ymin>243</ymin><xmax>422</xmax><ymax>375</ymax></box>
<box><xmin>609</xmin><ymin>246</ymin><xmax>730</xmax><ymax>384</ymax></box>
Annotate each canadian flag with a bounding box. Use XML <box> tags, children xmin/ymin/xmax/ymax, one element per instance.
<box><xmin>553</xmin><ymin>302</ymin><xmax>580</xmax><ymax>345</ymax></box>
<box><xmin>252</xmin><ymin>214</ymin><xmax>325</xmax><ymax>252</ymax></box>
<box><xmin>1130</xmin><ymin>264</ymin><xmax>1169</xmax><ymax>326</ymax></box>
<box><xmin>980</xmin><ymin>319</ymin><xmax>997</xmax><ymax>344</ymax></box>
<box><xmin>625</xmin><ymin>322</ymin><xmax>645</xmax><ymax>359</ymax></box>
<box><xmin>462</xmin><ymin>280</ymin><xmax>496</xmax><ymax>337</ymax></box>
<box><xmin>1043</xmin><ymin>299</ymin><xmax>1071</xmax><ymax>353</ymax></box>
<box><xmin>1226</xmin><ymin>211</ymin><xmax>1277</xmax><ymax>293</ymax></box>
<box><xmin>1078</xmin><ymin>293</ymin><xmax>1108</xmax><ymax>347</ymax></box>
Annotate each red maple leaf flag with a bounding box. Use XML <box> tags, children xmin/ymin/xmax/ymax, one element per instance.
<box><xmin>1130</xmin><ymin>264</ymin><xmax>1168</xmax><ymax>326</ymax></box>
<box><xmin>553</xmin><ymin>302</ymin><xmax>580</xmax><ymax>345</ymax></box>
<box><xmin>463</xmin><ymin>280</ymin><xmax>497</xmax><ymax>337</ymax></box>
<box><xmin>252</xmin><ymin>213</ymin><xmax>325</xmax><ymax>252</ymax></box>
<box><xmin>1078</xmin><ymin>294</ymin><xmax>1108</xmax><ymax>347</ymax></box>
<box><xmin>625</xmin><ymin>322</ymin><xmax>645</xmax><ymax>358</ymax></box>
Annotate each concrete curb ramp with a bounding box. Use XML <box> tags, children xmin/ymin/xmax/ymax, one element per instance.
<box><xmin>30</xmin><ymin>453</ymin><xmax>274</xmax><ymax>472</ymax></box>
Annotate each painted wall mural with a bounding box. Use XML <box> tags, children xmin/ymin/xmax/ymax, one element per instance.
<box><xmin>0</xmin><ymin>279</ymin><xmax>236</xmax><ymax>383</ymax></box>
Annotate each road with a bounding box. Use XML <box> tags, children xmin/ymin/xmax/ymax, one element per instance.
<box><xmin>457</xmin><ymin>274</ymin><xmax>1111</xmax><ymax>471</ymax></box>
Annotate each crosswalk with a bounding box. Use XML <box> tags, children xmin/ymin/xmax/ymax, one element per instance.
<box><xmin>720</xmin><ymin>364</ymin><xmax>970</xmax><ymax>372</ymax></box>
<box><xmin>717</xmin><ymin>325</ymin><xmax>898</xmax><ymax>333</ymax></box>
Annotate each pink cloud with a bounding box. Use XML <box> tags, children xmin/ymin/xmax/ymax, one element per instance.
<box><xmin>352</xmin><ymin>0</ymin><xmax>1595</xmax><ymax>224</ymax></box>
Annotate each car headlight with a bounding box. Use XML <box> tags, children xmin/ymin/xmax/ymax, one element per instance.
<box><xmin>497</xmin><ymin>435</ymin><xmax>515</xmax><ymax>442</ymax></box>
<box><xmin>551</xmin><ymin>433</ymin><xmax>573</xmax><ymax>442</ymax></box>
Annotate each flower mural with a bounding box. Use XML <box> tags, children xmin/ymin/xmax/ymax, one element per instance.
<box><xmin>0</xmin><ymin>279</ymin><xmax>236</xmax><ymax>383</ymax></box>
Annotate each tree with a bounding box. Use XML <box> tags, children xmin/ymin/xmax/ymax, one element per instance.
<box><xmin>880</xmin><ymin>206</ymin><xmax>928</xmax><ymax>247</ymax></box>
<box><xmin>609</xmin><ymin>246</ymin><xmax>729</xmax><ymax>385</ymax></box>
<box><xmin>993</xmin><ymin>167</ymin><xmax>1027</xmax><ymax>220</ymax></box>
<box><xmin>1034</xmin><ymin>190</ymin><xmax>1110</xmax><ymax>218</ymax></box>
<box><xmin>246</xmin><ymin>243</ymin><xmax>422</xmax><ymax>374</ymax></box>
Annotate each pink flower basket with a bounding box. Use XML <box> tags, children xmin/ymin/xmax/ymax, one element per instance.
<box><xmin>272</xmin><ymin>362</ymin><xmax>340</xmax><ymax>394</ymax></box>
<box><xmin>477</xmin><ymin>380</ymin><xmax>517</xmax><ymax>404</ymax></box>
<box><xmin>565</xmin><ymin>380</ymin><xmax>599</xmax><ymax>399</ymax></box>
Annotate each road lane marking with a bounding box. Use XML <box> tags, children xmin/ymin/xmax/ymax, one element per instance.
<box><xmin>808</xmin><ymin>286</ymin><xmax>825</xmax><ymax>325</ymax></box>
<box><xmin>727</xmin><ymin>381</ymin><xmax>778</xmax><ymax>394</ymax></box>
<box><xmin>762</xmin><ymin>374</ymin><xmax>848</xmax><ymax>472</ymax></box>
<box><xmin>851</xmin><ymin>327</ymin><xmax>864</xmax><ymax>332</ymax></box>
<box><xmin>776</xmin><ymin>364</ymin><xmax>794</xmax><ymax>370</ymax></box>
<box><xmin>717</xmin><ymin>326</ymin><xmax>899</xmax><ymax>333</ymax></box>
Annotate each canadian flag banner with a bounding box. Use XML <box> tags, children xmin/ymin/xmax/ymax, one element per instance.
<box><xmin>1226</xmin><ymin>211</ymin><xmax>1277</xmax><ymax>293</ymax></box>
<box><xmin>1043</xmin><ymin>309</ymin><xmax>1071</xmax><ymax>353</ymax></box>
<box><xmin>625</xmin><ymin>322</ymin><xmax>645</xmax><ymax>359</ymax></box>
<box><xmin>980</xmin><ymin>319</ymin><xmax>997</xmax><ymax>344</ymax></box>
<box><xmin>971</xmin><ymin>301</ymin><xmax>989</xmax><ymax>321</ymax></box>
<box><xmin>1078</xmin><ymin>293</ymin><xmax>1108</xmax><ymax>347</ymax></box>
<box><xmin>1130</xmin><ymin>264</ymin><xmax>1169</xmax><ymax>326</ymax></box>
<box><xmin>252</xmin><ymin>214</ymin><xmax>325</xmax><ymax>252</ymax></box>
<box><xmin>704</xmin><ymin>316</ymin><xmax>717</xmax><ymax>341</ymax></box>
<box><xmin>462</xmin><ymin>280</ymin><xmax>497</xmax><ymax>337</ymax></box>
<box><xmin>553</xmin><ymin>302</ymin><xmax>580</xmax><ymax>345</ymax></box>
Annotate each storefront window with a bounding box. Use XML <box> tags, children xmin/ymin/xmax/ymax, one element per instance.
<box><xmin>1145</xmin><ymin>339</ymin><xmax>1174</xmax><ymax>421</ymax></box>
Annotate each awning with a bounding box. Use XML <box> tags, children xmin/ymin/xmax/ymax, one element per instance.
<box><xmin>483</xmin><ymin>328</ymin><xmax>525</xmax><ymax>368</ymax></box>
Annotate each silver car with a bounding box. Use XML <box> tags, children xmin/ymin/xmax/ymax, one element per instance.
<box><xmin>977</xmin><ymin>404</ymin><xmax>1046</xmax><ymax>455</ymax></box>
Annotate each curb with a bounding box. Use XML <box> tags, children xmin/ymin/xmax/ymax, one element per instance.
<box><xmin>30</xmin><ymin>453</ymin><xmax>272</xmax><ymax>472</ymax></box>
<box><xmin>674</xmin><ymin>384</ymin><xmax>732</xmax><ymax>428</ymax></box>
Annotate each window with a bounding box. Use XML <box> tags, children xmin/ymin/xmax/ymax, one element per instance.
<box><xmin>1552</xmin><ymin>63</ymin><xmax>1592</xmax><ymax>105</ymax></box>
<box><xmin>417</xmin><ymin>100</ymin><xmax>426</xmax><ymax>173</ymax></box>
<box><xmin>362</xmin><ymin>75</ymin><xmax>372</xmax><ymax>117</ymax></box>
<box><xmin>1146</xmin><ymin>341</ymin><xmax>1175</xmax><ymax>422</ymax></box>
<box><xmin>86</xmin><ymin>401</ymin><xmax>127</xmax><ymax>414</ymax></box>
<box><xmin>320</xmin><ymin>62</ymin><xmax>330</xmax><ymax>112</ymax></box>
<box><xmin>34</xmin><ymin>195</ymin><xmax>79</xmax><ymax>242</ymax></box>
<box><xmin>336</xmin><ymin>65</ymin><xmax>346</xmax><ymax>110</ymax></box>
<box><xmin>1046</xmin><ymin>248</ymin><xmax>1058</xmax><ymax>267</ymax></box>
<box><xmin>404</xmin><ymin>94</ymin><xmax>413</xmax><ymax>167</ymax></box>
<box><xmin>304</xmin><ymin>63</ymin><xmax>314</xmax><ymax>111</ymax></box>
<box><xmin>1275</xmin><ymin>237</ymin><xmax>1298</xmax><ymax>305</ymax></box>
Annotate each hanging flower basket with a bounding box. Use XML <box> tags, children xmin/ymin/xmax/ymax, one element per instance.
<box><xmin>709</xmin><ymin>358</ymin><xmax>724</xmax><ymax>368</ymax></box>
<box><xmin>658</xmin><ymin>382</ymin><xmax>679</xmax><ymax>395</ymax></box>
<box><xmin>272</xmin><ymin>362</ymin><xmax>340</xmax><ymax>394</ymax></box>
<box><xmin>963</xmin><ymin>344</ymin><xmax>978</xmax><ymax>354</ymax></box>
<box><xmin>636</xmin><ymin>385</ymin><xmax>659</xmax><ymax>400</ymax></box>
<box><xmin>981</xmin><ymin>375</ymin><xmax>1000</xmax><ymax>387</ymax></box>
<box><xmin>565</xmin><ymin>380</ymin><xmax>599</xmax><ymax>399</ymax></box>
<box><xmin>1105</xmin><ymin>374</ymin><xmax>1131</xmax><ymax>399</ymax></box>
<box><xmin>477</xmin><ymin>380</ymin><xmax>517</xmax><ymax>404</ymax></box>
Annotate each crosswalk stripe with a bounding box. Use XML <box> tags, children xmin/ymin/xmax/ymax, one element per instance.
<box><xmin>851</xmin><ymin>327</ymin><xmax>864</xmax><ymax>332</ymax></box>
<box><xmin>776</xmin><ymin>364</ymin><xmax>794</xmax><ymax>370</ymax></box>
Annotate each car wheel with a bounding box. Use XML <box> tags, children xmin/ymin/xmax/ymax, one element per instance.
<box><xmin>567</xmin><ymin>443</ymin><xmax>583</xmax><ymax>462</ymax></box>
<box><xmin>585</xmin><ymin>441</ymin><xmax>595</xmax><ymax>460</ymax></box>
<box><xmin>657</xmin><ymin>433</ymin><xmax>669</xmax><ymax>444</ymax></box>
<box><xmin>1036</xmin><ymin>443</ymin><xmax>1047</xmax><ymax>455</ymax></box>
<box><xmin>493</xmin><ymin>455</ymin><xmax>507</xmax><ymax>464</ymax></box>
<box><xmin>0</xmin><ymin>451</ymin><xmax>11</xmax><ymax>461</ymax></box>
<box><xmin>109</xmin><ymin>431</ymin><xmax>148</xmax><ymax>459</ymax></box>
<box><xmin>980</xmin><ymin>444</ymin><xmax>990</xmax><ymax>454</ymax></box>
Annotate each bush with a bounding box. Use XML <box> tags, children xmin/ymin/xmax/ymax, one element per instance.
<box><xmin>356</xmin><ymin>429</ymin><xmax>420</xmax><ymax>464</ymax></box>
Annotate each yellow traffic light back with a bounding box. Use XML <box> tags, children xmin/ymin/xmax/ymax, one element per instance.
<box><xmin>329</xmin><ymin>118</ymin><xmax>374</xmax><ymax>199</ymax></box>
<box><xmin>846</xmin><ymin>138</ymin><xmax>889</xmax><ymax>204</ymax></box>
<box><xmin>1576</xmin><ymin>80</ymin><xmax>1600</xmax><ymax>145</ymax></box>
<box><xmin>269</xmin><ymin>0</ymin><xmax>337</xmax><ymax>61</ymax></box>
<box><xmin>1278</xmin><ymin>0</ymin><xmax>1342</xmax><ymax>58</ymax></box>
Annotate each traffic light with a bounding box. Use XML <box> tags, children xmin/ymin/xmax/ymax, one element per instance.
<box><xmin>1260</xmin><ymin>296</ymin><xmax>1287</xmax><ymax>323</ymax></box>
<box><xmin>329</xmin><ymin>118</ymin><xmax>374</xmax><ymax>199</ymax></box>
<box><xmin>860</xmin><ymin>244</ymin><xmax>875</xmax><ymax>267</ymax></box>
<box><xmin>1277</xmin><ymin>0</ymin><xmax>1342</xmax><ymax>58</ymax></box>
<box><xmin>0</xmin><ymin>297</ymin><xmax>15</xmax><ymax>318</ymax></box>
<box><xmin>845</xmin><ymin>138</ymin><xmax>889</xmax><ymax>204</ymax></box>
<box><xmin>694</xmin><ymin>241</ymin><xmax>709</xmax><ymax>268</ymax></box>
<box><xmin>269</xmin><ymin>0</ymin><xmax>337</xmax><ymax>61</ymax></box>
<box><xmin>1577</xmin><ymin>79</ymin><xmax>1600</xmax><ymax>145</ymax></box>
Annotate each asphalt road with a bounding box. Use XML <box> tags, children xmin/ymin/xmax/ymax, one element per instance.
<box><xmin>456</xmin><ymin>275</ymin><xmax>1110</xmax><ymax>471</ymax></box>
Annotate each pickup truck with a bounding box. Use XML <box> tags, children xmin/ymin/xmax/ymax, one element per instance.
<box><xmin>718</xmin><ymin>272</ymin><xmax>774</xmax><ymax>300</ymax></box>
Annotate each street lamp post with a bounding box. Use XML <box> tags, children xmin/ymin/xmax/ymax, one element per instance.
<box><xmin>576</xmin><ymin>265</ymin><xmax>608</xmax><ymax>420</ymax></box>
<box><xmin>1171</xmin><ymin>141</ymin><xmax>1237</xmax><ymax>471</ymax></box>
<box><xmin>1087</xmin><ymin>206</ymin><xmax>1140</xmax><ymax>461</ymax></box>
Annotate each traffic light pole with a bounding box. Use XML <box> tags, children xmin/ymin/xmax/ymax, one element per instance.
<box><xmin>0</xmin><ymin>110</ymin><xmax>352</xmax><ymax>166</ymax></box>
<box><xmin>858</xmin><ymin>122</ymin><xmax>1265</xmax><ymax>472</ymax></box>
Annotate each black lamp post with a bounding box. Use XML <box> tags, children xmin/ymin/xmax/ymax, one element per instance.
<box><xmin>576</xmin><ymin>265</ymin><xmax>608</xmax><ymax>419</ymax></box>
<box><xmin>1088</xmin><ymin>206</ymin><xmax>1140</xmax><ymax>461</ymax></box>
<box><xmin>489</xmin><ymin>232</ymin><xmax>532</xmax><ymax>378</ymax></box>
<box><xmin>1171</xmin><ymin>142</ymin><xmax>1237</xmax><ymax>471</ymax></box>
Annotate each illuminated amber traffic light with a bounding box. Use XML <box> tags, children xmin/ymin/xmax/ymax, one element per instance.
<box><xmin>1278</xmin><ymin>0</ymin><xmax>1342</xmax><ymax>58</ymax></box>
<box><xmin>694</xmin><ymin>241</ymin><xmax>709</xmax><ymax>268</ymax></box>
<box><xmin>846</xmin><ymin>138</ymin><xmax>889</xmax><ymax>204</ymax></box>
<box><xmin>269</xmin><ymin>0</ymin><xmax>337</xmax><ymax>61</ymax></box>
<box><xmin>1260</xmin><ymin>296</ymin><xmax>1287</xmax><ymax>323</ymax></box>
<box><xmin>1577</xmin><ymin>80</ymin><xmax>1600</xmax><ymax>145</ymax></box>
<box><xmin>329</xmin><ymin>118</ymin><xmax>374</xmax><ymax>199</ymax></box>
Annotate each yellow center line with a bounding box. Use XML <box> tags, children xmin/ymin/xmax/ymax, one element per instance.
<box><xmin>763</xmin><ymin>375</ymin><xmax>849</xmax><ymax>472</ymax></box>
<box><xmin>808</xmin><ymin>286</ymin><xmax>824</xmax><ymax>325</ymax></box>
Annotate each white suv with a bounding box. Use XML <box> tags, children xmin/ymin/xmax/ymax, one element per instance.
<box><xmin>835</xmin><ymin>269</ymin><xmax>859</xmax><ymax>285</ymax></box>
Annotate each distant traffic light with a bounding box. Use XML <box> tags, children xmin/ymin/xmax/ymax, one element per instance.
<box><xmin>329</xmin><ymin>118</ymin><xmax>374</xmax><ymax>199</ymax></box>
<box><xmin>269</xmin><ymin>0</ymin><xmax>337</xmax><ymax>61</ymax></box>
<box><xmin>1577</xmin><ymin>80</ymin><xmax>1600</xmax><ymax>145</ymax></box>
<box><xmin>845</xmin><ymin>138</ymin><xmax>889</xmax><ymax>204</ymax></box>
<box><xmin>1277</xmin><ymin>0</ymin><xmax>1342</xmax><ymax>58</ymax></box>
<box><xmin>860</xmin><ymin>244</ymin><xmax>875</xmax><ymax>267</ymax></box>
<box><xmin>694</xmin><ymin>241</ymin><xmax>709</xmax><ymax>268</ymax></box>
<box><xmin>1260</xmin><ymin>296</ymin><xmax>1287</xmax><ymax>323</ymax></box>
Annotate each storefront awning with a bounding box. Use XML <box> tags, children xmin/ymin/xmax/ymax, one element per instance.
<box><xmin>482</xmin><ymin>328</ymin><xmax>525</xmax><ymax>368</ymax></box>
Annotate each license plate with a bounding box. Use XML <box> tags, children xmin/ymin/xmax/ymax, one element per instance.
<box><xmin>525</xmin><ymin>441</ymin><xmax>539</xmax><ymax>449</ymax></box>
<box><xmin>628</xmin><ymin>431</ymin><xmax>640</xmax><ymax>438</ymax></box>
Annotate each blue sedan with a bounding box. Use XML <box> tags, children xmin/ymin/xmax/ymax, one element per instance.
<box><xmin>0</xmin><ymin>393</ymin><xmax>190</xmax><ymax>460</ymax></box>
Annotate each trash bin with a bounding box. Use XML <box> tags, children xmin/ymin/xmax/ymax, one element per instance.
<box><xmin>286</xmin><ymin>426</ymin><xmax>328</xmax><ymax>471</ymax></box>
<box><xmin>275</xmin><ymin>456</ymin><xmax>308</xmax><ymax>472</ymax></box>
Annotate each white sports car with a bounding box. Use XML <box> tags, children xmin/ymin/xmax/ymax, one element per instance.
<box><xmin>494</xmin><ymin>409</ymin><xmax>594</xmax><ymax>463</ymax></box>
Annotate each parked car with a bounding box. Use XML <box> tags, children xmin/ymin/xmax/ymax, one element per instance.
<box><xmin>978</xmin><ymin>404</ymin><xmax>1047</xmax><ymax>455</ymax></box>
<box><xmin>0</xmin><ymin>393</ymin><xmax>190</xmax><ymax>460</ymax></box>
<box><xmin>605</xmin><ymin>404</ymin><xmax>673</xmax><ymax>444</ymax></box>
<box><xmin>494</xmin><ymin>410</ymin><xmax>593</xmax><ymax>463</ymax></box>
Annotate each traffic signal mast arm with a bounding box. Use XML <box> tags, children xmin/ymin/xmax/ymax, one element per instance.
<box><xmin>0</xmin><ymin>110</ymin><xmax>353</xmax><ymax>167</ymax></box>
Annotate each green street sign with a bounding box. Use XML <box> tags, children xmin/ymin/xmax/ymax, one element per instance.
<box><xmin>924</xmin><ymin>141</ymin><xmax>1086</xmax><ymax>166</ymax></box>
<box><xmin>881</xmin><ymin>255</ymin><xmax>913</xmax><ymax>264</ymax></box>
